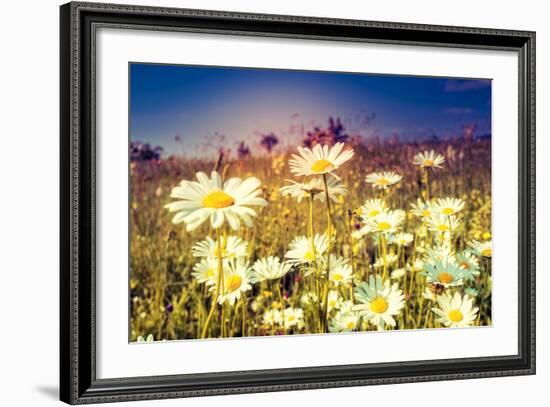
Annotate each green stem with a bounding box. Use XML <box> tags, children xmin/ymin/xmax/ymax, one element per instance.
<box><xmin>321</xmin><ymin>174</ymin><xmax>333</xmax><ymax>333</ymax></box>
<box><xmin>276</xmin><ymin>282</ymin><xmax>285</xmax><ymax>335</ymax></box>
<box><xmin>381</xmin><ymin>234</ymin><xmax>388</xmax><ymax>280</ymax></box>
<box><xmin>200</xmin><ymin>228</ymin><xmax>224</xmax><ymax>339</ymax></box>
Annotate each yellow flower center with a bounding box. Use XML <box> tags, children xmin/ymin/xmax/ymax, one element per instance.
<box><xmin>369</xmin><ymin>209</ymin><xmax>380</xmax><ymax>217</ymax></box>
<box><xmin>370</xmin><ymin>297</ymin><xmax>389</xmax><ymax>314</ymax></box>
<box><xmin>288</xmin><ymin>315</ymin><xmax>296</xmax><ymax>322</ymax></box>
<box><xmin>226</xmin><ymin>275</ymin><xmax>242</xmax><ymax>292</ymax></box>
<box><xmin>378</xmin><ymin>222</ymin><xmax>391</xmax><ymax>231</ymax></box>
<box><xmin>481</xmin><ymin>248</ymin><xmax>492</xmax><ymax>257</ymax></box>
<box><xmin>441</xmin><ymin>207</ymin><xmax>454</xmax><ymax>215</ymax></box>
<box><xmin>376</xmin><ymin>178</ymin><xmax>390</xmax><ymax>186</ymax></box>
<box><xmin>422</xmin><ymin>209</ymin><xmax>431</xmax><ymax>217</ymax></box>
<box><xmin>329</xmin><ymin>300</ymin><xmax>337</xmax><ymax>308</ymax></box>
<box><xmin>304</xmin><ymin>250</ymin><xmax>315</xmax><ymax>261</ymax></box>
<box><xmin>438</xmin><ymin>272</ymin><xmax>453</xmax><ymax>284</ymax></box>
<box><xmin>424</xmin><ymin>159</ymin><xmax>434</xmax><ymax>166</ymax></box>
<box><xmin>437</xmin><ymin>224</ymin><xmax>449</xmax><ymax>232</ymax></box>
<box><xmin>448</xmin><ymin>309</ymin><xmax>463</xmax><ymax>322</ymax></box>
<box><xmin>202</xmin><ymin>191</ymin><xmax>235</xmax><ymax>209</ymax></box>
<box><xmin>346</xmin><ymin>321</ymin><xmax>356</xmax><ymax>329</ymax></box>
<box><xmin>311</xmin><ymin>159</ymin><xmax>333</xmax><ymax>173</ymax></box>
<box><xmin>332</xmin><ymin>273</ymin><xmax>343</xmax><ymax>282</ymax></box>
<box><xmin>460</xmin><ymin>261</ymin><xmax>470</xmax><ymax>270</ymax></box>
<box><xmin>206</xmin><ymin>269</ymin><xmax>216</xmax><ymax>278</ymax></box>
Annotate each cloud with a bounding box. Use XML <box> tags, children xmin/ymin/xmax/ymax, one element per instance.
<box><xmin>444</xmin><ymin>107</ymin><xmax>473</xmax><ymax>115</ymax></box>
<box><xmin>444</xmin><ymin>79</ymin><xmax>491</xmax><ymax>92</ymax></box>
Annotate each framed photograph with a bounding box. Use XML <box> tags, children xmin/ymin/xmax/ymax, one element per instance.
<box><xmin>60</xmin><ymin>1</ymin><xmax>535</xmax><ymax>404</ymax></box>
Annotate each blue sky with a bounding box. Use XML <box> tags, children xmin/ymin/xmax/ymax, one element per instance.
<box><xmin>130</xmin><ymin>63</ymin><xmax>491</xmax><ymax>157</ymax></box>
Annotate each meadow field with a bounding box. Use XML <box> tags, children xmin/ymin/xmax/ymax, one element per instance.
<box><xmin>129</xmin><ymin>135</ymin><xmax>492</xmax><ymax>341</ymax></box>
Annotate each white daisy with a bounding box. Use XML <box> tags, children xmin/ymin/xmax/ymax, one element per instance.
<box><xmin>165</xmin><ymin>171</ymin><xmax>267</xmax><ymax>231</ymax></box>
<box><xmin>365</xmin><ymin>171</ymin><xmax>402</xmax><ymax>189</ymax></box>
<box><xmin>390</xmin><ymin>232</ymin><xmax>414</xmax><ymax>247</ymax></box>
<box><xmin>329</xmin><ymin>310</ymin><xmax>361</xmax><ymax>332</ymax></box>
<box><xmin>422</xmin><ymin>259</ymin><xmax>464</xmax><ymax>287</ymax></box>
<box><xmin>289</xmin><ymin>142</ymin><xmax>354</xmax><ymax>177</ymax></box>
<box><xmin>373</xmin><ymin>253</ymin><xmax>399</xmax><ymax>268</ymax></box>
<box><xmin>469</xmin><ymin>240</ymin><xmax>493</xmax><ymax>258</ymax></box>
<box><xmin>192</xmin><ymin>257</ymin><xmax>219</xmax><ymax>286</ymax></box>
<box><xmin>391</xmin><ymin>268</ymin><xmax>407</xmax><ymax>280</ymax></box>
<box><xmin>325</xmin><ymin>255</ymin><xmax>353</xmax><ymax>285</ymax></box>
<box><xmin>359</xmin><ymin>199</ymin><xmax>388</xmax><ymax>219</ymax></box>
<box><xmin>215</xmin><ymin>259</ymin><xmax>254</xmax><ymax>305</ymax></box>
<box><xmin>252</xmin><ymin>256</ymin><xmax>292</xmax><ymax>282</ymax></box>
<box><xmin>409</xmin><ymin>258</ymin><xmax>425</xmax><ymax>273</ymax></box>
<box><xmin>327</xmin><ymin>290</ymin><xmax>341</xmax><ymax>313</ymax></box>
<box><xmin>192</xmin><ymin>235</ymin><xmax>248</xmax><ymax>259</ymax></box>
<box><xmin>279</xmin><ymin>177</ymin><xmax>347</xmax><ymax>203</ymax></box>
<box><xmin>285</xmin><ymin>234</ymin><xmax>329</xmax><ymax>265</ymax></box>
<box><xmin>262</xmin><ymin>308</ymin><xmax>282</xmax><ymax>326</ymax></box>
<box><xmin>367</xmin><ymin>210</ymin><xmax>405</xmax><ymax>234</ymax></box>
<box><xmin>432</xmin><ymin>292</ymin><xmax>478</xmax><ymax>328</ymax></box>
<box><xmin>136</xmin><ymin>334</ymin><xmax>154</xmax><ymax>343</ymax></box>
<box><xmin>427</xmin><ymin>213</ymin><xmax>461</xmax><ymax>234</ymax></box>
<box><xmin>411</xmin><ymin>198</ymin><xmax>435</xmax><ymax>219</ymax></box>
<box><xmin>283</xmin><ymin>307</ymin><xmax>305</xmax><ymax>330</ymax></box>
<box><xmin>456</xmin><ymin>251</ymin><xmax>480</xmax><ymax>282</ymax></box>
<box><xmin>433</xmin><ymin>197</ymin><xmax>465</xmax><ymax>216</ymax></box>
<box><xmin>413</xmin><ymin>150</ymin><xmax>445</xmax><ymax>168</ymax></box>
<box><xmin>423</xmin><ymin>243</ymin><xmax>457</xmax><ymax>265</ymax></box>
<box><xmin>353</xmin><ymin>275</ymin><xmax>405</xmax><ymax>330</ymax></box>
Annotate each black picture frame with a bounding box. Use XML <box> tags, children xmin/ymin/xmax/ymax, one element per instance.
<box><xmin>60</xmin><ymin>2</ymin><xmax>536</xmax><ymax>404</ymax></box>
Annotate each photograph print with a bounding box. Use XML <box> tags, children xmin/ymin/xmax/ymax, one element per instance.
<box><xmin>129</xmin><ymin>63</ymin><xmax>493</xmax><ymax>342</ymax></box>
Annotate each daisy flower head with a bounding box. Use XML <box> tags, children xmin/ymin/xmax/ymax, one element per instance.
<box><xmin>252</xmin><ymin>256</ymin><xmax>292</xmax><ymax>282</ymax></box>
<box><xmin>411</xmin><ymin>198</ymin><xmax>434</xmax><ymax>219</ymax></box>
<box><xmin>289</xmin><ymin>142</ymin><xmax>354</xmax><ymax>177</ymax></box>
<box><xmin>424</xmin><ymin>243</ymin><xmax>456</xmax><ymax>265</ymax></box>
<box><xmin>427</xmin><ymin>213</ymin><xmax>461</xmax><ymax>234</ymax></box>
<box><xmin>433</xmin><ymin>197</ymin><xmax>465</xmax><ymax>216</ymax></box>
<box><xmin>365</xmin><ymin>171</ymin><xmax>402</xmax><ymax>190</ymax></box>
<box><xmin>324</xmin><ymin>255</ymin><xmax>353</xmax><ymax>286</ymax></box>
<box><xmin>391</xmin><ymin>268</ymin><xmax>407</xmax><ymax>280</ymax></box>
<box><xmin>413</xmin><ymin>150</ymin><xmax>445</xmax><ymax>169</ymax></box>
<box><xmin>432</xmin><ymin>292</ymin><xmax>478</xmax><ymax>328</ymax></box>
<box><xmin>215</xmin><ymin>259</ymin><xmax>254</xmax><ymax>305</ymax></box>
<box><xmin>283</xmin><ymin>307</ymin><xmax>305</xmax><ymax>330</ymax></box>
<box><xmin>456</xmin><ymin>250</ymin><xmax>480</xmax><ymax>282</ymax></box>
<box><xmin>373</xmin><ymin>252</ymin><xmax>399</xmax><ymax>268</ymax></box>
<box><xmin>279</xmin><ymin>177</ymin><xmax>347</xmax><ymax>203</ymax></box>
<box><xmin>136</xmin><ymin>334</ymin><xmax>154</xmax><ymax>343</ymax></box>
<box><xmin>409</xmin><ymin>258</ymin><xmax>425</xmax><ymax>273</ymax></box>
<box><xmin>327</xmin><ymin>290</ymin><xmax>341</xmax><ymax>313</ymax></box>
<box><xmin>422</xmin><ymin>259</ymin><xmax>464</xmax><ymax>287</ymax></box>
<box><xmin>165</xmin><ymin>171</ymin><xmax>267</xmax><ymax>231</ymax></box>
<box><xmin>285</xmin><ymin>234</ymin><xmax>329</xmax><ymax>266</ymax></box>
<box><xmin>390</xmin><ymin>232</ymin><xmax>414</xmax><ymax>247</ymax></box>
<box><xmin>329</xmin><ymin>310</ymin><xmax>360</xmax><ymax>333</ymax></box>
<box><xmin>192</xmin><ymin>257</ymin><xmax>219</xmax><ymax>286</ymax></box>
<box><xmin>359</xmin><ymin>199</ymin><xmax>387</xmax><ymax>219</ymax></box>
<box><xmin>353</xmin><ymin>275</ymin><xmax>405</xmax><ymax>330</ymax></box>
<box><xmin>469</xmin><ymin>239</ymin><xmax>493</xmax><ymax>258</ymax></box>
<box><xmin>368</xmin><ymin>210</ymin><xmax>405</xmax><ymax>234</ymax></box>
<box><xmin>262</xmin><ymin>308</ymin><xmax>282</xmax><ymax>326</ymax></box>
<box><xmin>192</xmin><ymin>235</ymin><xmax>248</xmax><ymax>259</ymax></box>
